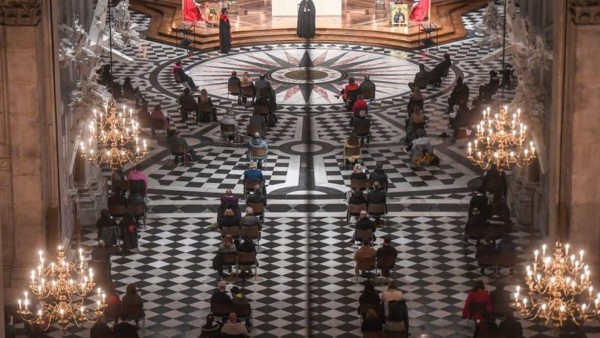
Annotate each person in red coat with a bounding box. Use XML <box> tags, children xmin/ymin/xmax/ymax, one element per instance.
<box><xmin>352</xmin><ymin>95</ymin><xmax>368</xmax><ymax>115</ymax></box>
<box><xmin>462</xmin><ymin>280</ymin><xmax>492</xmax><ymax>321</ymax></box>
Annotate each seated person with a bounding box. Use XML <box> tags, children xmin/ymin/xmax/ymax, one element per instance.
<box><xmin>377</xmin><ymin>236</ymin><xmax>397</xmax><ymax>278</ymax></box>
<box><xmin>446</xmin><ymin>77</ymin><xmax>470</xmax><ymax>114</ymax></box>
<box><xmin>150</xmin><ymin>104</ymin><xmax>170</xmax><ymax>131</ymax></box>
<box><xmin>350</xmin><ymin>164</ymin><xmax>367</xmax><ymax>181</ymax></box>
<box><xmin>127</xmin><ymin>164</ymin><xmax>148</xmax><ymax>195</ymax></box>
<box><xmin>240</xmin><ymin>72</ymin><xmax>255</xmax><ymax>105</ymax></box>
<box><xmin>408</xmin><ymin>63</ymin><xmax>430</xmax><ymax>91</ymax></box>
<box><xmin>336</xmin><ymin>76</ymin><xmax>360</xmax><ymax>102</ymax></box>
<box><xmin>167</xmin><ymin>129</ymin><xmax>198</xmax><ymax>164</ymax></box>
<box><xmin>247</xmin><ymin>132</ymin><xmax>268</xmax><ymax>168</ymax></box>
<box><xmin>476</xmin><ymin>237</ymin><xmax>497</xmax><ymax>275</ymax></box>
<box><xmin>122</xmin><ymin>76</ymin><xmax>138</xmax><ymax>100</ymax></box>
<box><xmin>110</xmin><ymin>81</ymin><xmax>124</xmax><ymax>101</ymax></box>
<box><xmin>113</xmin><ymin>316</ymin><xmax>139</xmax><ymax>338</ymax></box>
<box><xmin>405</xmin><ymin>107</ymin><xmax>426</xmax><ymax>144</ymax></box>
<box><xmin>246</xmin><ymin>184</ymin><xmax>267</xmax><ymax>206</ymax></box>
<box><xmin>244</xmin><ymin>161</ymin><xmax>264</xmax><ymax>181</ymax></box>
<box><xmin>121</xmin><ymin>283</ymin><xmax>145</xmax><ymax>322</ymax></box>
<box><xmin>429</xmin><ymin>53</ymin><xmax>452</xmax><ymax>87</ymax></box>
<box><xmin>348</xmin><ymin>188</ymin><xmax>367</xmax><ymax>205</ymax></box>
<box><xmin>220</xmin><ymin>109</ymin><xmax>238</xmax><ymax>142</ymax></box>
<box><xmin>248</xmin><ymin>113</ymin><xmax>267</xmax><ymax>137</ymax></box>
<box><xmin>211</xmin><ymin>280</ymin><xmax>233</xmax><ymax>308</ymax></box>
<box><xmin>172</xmin><ymin>60</ymin><xmax>197</xmax><ymax>89</ymax></box>
<box><xmin>228</xmin><ymin>71</ymin><xmax>242</xmax><ymax>93</ymax></box>
<box><xmin>230</xmin><ymin>286</ymin><xmax>253</xmax><ymax>327</ymax></box>
<box><xmin>449</xmin><ymin>100</ymin><xmax>471</xmax><ymax>137</ymax></box>
<box><xmin>352</xmin><ymin>94</ymin><xmax>368</xmax><ymax>113</ymax></box>
<box><xmin>221</xmin><ymin>189</ymin><xmax>240</xmax><ymax>208</ymax></box>
<box><xmin>490</xmin><ymin>279</ymin><xmax>512</xmax><ymax>318</ymax></box>
<box><xmin>469</xmin><ymin>187</ymin><xmax>490</xmax><ymax>221</ymax></box>
<box><xmin>407</xmin><ymin>87</ymin><xmax>424</xmax><ymax>115</ymax></box>
<box><xmin>240</xmin><ymin>207</ymin><xmax>262</xmax><ymax>231</ymax></box>
<box><xmin>498</xmin><ymin>312</ymin><xmax>523</xmax><ymax>338</ymax></box>
<box><xmin>221</xmin><ymin>313</ymin><xmax>249</xmax><ymax>337</ymax></box>
<box><xmin>236</xmin><ymin>236</ymin><xmax>256</xmax><ymax>253</ymax></box>
<box><xmin>198</xmin><ymin>88</ymin><xmax>217</xmax><ymax>122</ymax></box>
<box><xmin>179</xmin><ymin>87</ymin><xmax>199</xmax><ymax>121</ymax></box>
<box><xmin>367</xmin><ymin>182</ymin><xmax>386</xmax><ymax>224</ymax></box>
<box><xmin>357</xmin><ymin>281</ymin><xmax>381</xmax><ymax>317</ymax></box>
<box><xmin>218</xmin><ymin>208</ymin><xmax>240</xmax><ymax>230</ymax></box>
<box><xmin>108</xmin><ymin>188</ymin><xmax>127</xmax><ymax>207</ymax></box>
<box><xmin>96</xmin><ymin>209</ymin><xmax>119</xmax><ymax>247</ymax></box>
<box><xmin>200</xmin><ymin>314</ymin><xmax>222</xmax><ymax>338</ymax></box>
<box><xmin>479</xmin><ymin>70</ymin><xmax>500</xmax><ymax>101</ymax></box>
<box><xmin>358</xmin><ymin>74</ymin><xmax>376</xmax><ymax>99</ymax></box>
<box><xmin>214</xmin><ymin>236</ymin><xmax>238</xmax><ymax>278</ymax></box>
<box><xmin>355</xmin><ymin>210</ymin><xmax>376</xmax><ymax>240</ymax></box>
<box><xmin>354</xmin><ymin>239</ymin><xmax>376</xmax><ymax>276</ymax></box>
<box><xmin>353</xmin><ymin>111</ymin><xmax>371</xmax><ymax>144</ymax></box>
<box><xmin>369</xmin><ymin>162</ymin><xmax>389</xmax><ymax>191</ymax></box>
<box><xmin>465</xmin><ymin>207</ymin><xmax>489</xmax><ymax>245</ymax></box>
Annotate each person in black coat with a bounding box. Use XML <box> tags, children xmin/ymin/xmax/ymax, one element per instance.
<box><xmin>369</xmin><ymin>162</ymin><xmax>389</xmax><ymax>191</ymax></box>
<box><xmin>469</xmin><ymin>187</ymin><xmax>489</xmax><ymax>221</ymax></box>
<box><xmin>429</xmin><ymin>53</ymin><xmax>452</xmax><ymax>87</ymax></box>
<box><xmin>446</xmin><ymin>77</ymin><xmax>469</xmax><ymax>114</ymax></box>
<box><xmin>219</xmin><ymin>8</ymin><xmax>232</xmax><ymax>53</ymax></box>
<box><xmin>358</xmin><ymin>281</ymin><xmax>381</xmax><ymax>316</ymax></box>
<box><xmin>113</xmin><ymin>317</ymin><xmax>139</xmax><ymax>338</ymax></box>
<box><xmin>297</xmin><ymin>0</ymin><xmax>316</xmax><ymax>38</ymax></box>
<box><xmin>356</xmin><ymin>210</ymin><xmax>376</xmax><ymax>240</ymax></box>
<box><xmin>90</xmin><ymin>316</ymin><xmax>113</xmax><ymax>338</ymax></box>
<box><xmin>348</xmin><ymin>188</ymin><xmax>367</xmax><ymax>205</ymax></box>
<box><xmin>367</xmin><ymin>183</ymin><xmax>386</xmax><ymax>205</ymax></box>
<box><xmin>119</xmin><ymin>212</ymin><xmax>138</xmax><ymax>253</ymax></box>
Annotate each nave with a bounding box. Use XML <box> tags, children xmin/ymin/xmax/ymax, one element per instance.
<box><xmin>62</xmin><ymin>7</ymin><xmax>567</xmax><ymax>338</ymax></box>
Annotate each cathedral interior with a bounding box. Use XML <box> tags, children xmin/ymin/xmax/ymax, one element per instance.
<box><xmin>0</xmin><ymin>0</ymin><xmax>599</xmax><ymax>337</ymax></box>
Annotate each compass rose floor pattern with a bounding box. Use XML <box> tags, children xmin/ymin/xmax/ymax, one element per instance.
<box><xmin>46</xmin><ymin>7</ymin><xmax>600</xmax><ymax>338</ymax></box>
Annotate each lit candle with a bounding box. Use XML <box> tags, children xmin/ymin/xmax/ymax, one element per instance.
<box><xmin>590</xmin><ymin>286</ymin><xmax>594</xmax><ymax>296</ymax></box>
<box><xmin>542</xmin><ymin>244</ymin><xmax>547</xmax><ymax>256</ymax></box>
<box><xmin>81</xmin><ymin>306</ymin><xmax>85</xmax><ymax>316</ymax></box>
<box><xmin>580</xmin><ymin>250</ymin><xmax>584</xmax><ymax>261</ymax></box>
<box><xmin>18</xmin><ymin>299</ymin><xmax>21</xmax><ymax>310</ymax></box>
<box><xmin>60</xmin><ymin>309</ymin><xmax>64</xmax><ymax>319</ymax></box>
<box><xmin>31</xmin><ymin>270</ymin><xmax>35</xmax><ymax>283</ymax></box>
<box><xmin>102</xmin><ymin>293</ymin><xmax>106</xmax><ymax>304</ymax></box>
<box><xmin>97</xmin><ymin>287</ymin><xmax>101</xmax><ymax>299</ymax></box>
<box><xmin>534</xmin><ymin>250</ymin><xmax>538</xmax><ymax>262</ymax></box>
<box><xmin>97</xmin><ymin>300</ymin><xmax>101</xmax><ymax>310</ymax></box>
<box><xmin>565</xmin><ymin>243</ymin><xmax>570</xmax><ymax>255</ymax></box>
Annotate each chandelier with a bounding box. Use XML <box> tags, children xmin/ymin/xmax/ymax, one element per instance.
<box><xmin>80</xmin><ymin>101</ymin><xmax>148</xmax><ymax>171</ymax></box>
<box><xmin>512</xmin><ymin>242</ymin><xmax>600</xmax><ymax>327</ymax></box>
<box><xmin>466</xmin><ymin>105</ymin><xmax>536</xmax><ymax>171</ymax></box>
<box><xmin>16</xmin><ymin>246</ymin><xmax>107</xmax><ymax>334</ymax></box>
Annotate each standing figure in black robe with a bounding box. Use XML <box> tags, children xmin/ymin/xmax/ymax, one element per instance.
<box><xmin>219</xmin><ymin>8</ymin><xmax>232</xmax><ymax>53</ymax></box>
<box><xmin>297</xmin><ymin>0</ymin><xmax>316</xmax><ymax>38</ymax></box>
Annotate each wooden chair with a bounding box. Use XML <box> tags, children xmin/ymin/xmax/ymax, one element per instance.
<box><xmin>353</xmin><ymin>119</ymin><xmax>371</xmax><ymax>144</ymax></box>
<box><xmin>496</xmin><ymin>252</ymin><xmax>517</xmax><ymax>276</ymax></box>
<box><xmin>351</xmin><ymin>178</ymin><xmax>369</xmax><ymax>191</ymax></box>
<box><xmin>368</xmin><ymin>203</ymin><xmax>387</xmax><ymax>219</ymax></box>
<box><xmin>151</xmin><ymin>118</ymin><xmax>166</xmax><ymax>137</ymax></box>
<box><xmin>376</xmin><ymin>254</ymin><xmax>397</xmax><ymax>279</ymax></box>
<box><xmin>240</xmin><ymin>225</ymin><xmax>261</xmax><ymax>249</ymax></box>
<box><xmin>347</xmin><ymin>203</ymin><xmax>367</xmax><ymax>223</ymax></box>
<box><xmin>368</xmin><ymin>177</ymin><xmax>388</xmax><ymax>192</ymax></box>
<box><xmin>220</xmin><ymin>226</ymin><xmax>240</xmax><ymax>239</ymax></box>
<box><xmin>169</xmin><ymin>143</ymin><xmax>187</xmax><ymax>167</ymax></box>
<box><xmin>237</xmin><ymin>251</ymin><xmax>258</xmax><ymax>281</ymax></box>
<box><xmin>253</xmin><ymin>104</ymin><xmax>270</xmax><ymax>125</ymax></box>
<box><xmin>243</xmin><ymin>178</ymin><xmax>263</xmax><ymax>199</ymax></box>
<box><xmin>240</xmin><ymin>86</ymin><xmax>255</xmax><ymax>107</ymax></box>
<box><xmin>220</xmin><ymin>251</ymin><xmax>238</xmax><ymax>280</ymax></box>
<box><xmin>344</xmin><ymin>135</ymin><xmax>361</xmax><ymax>166</ymax></box>
<box><xmin>247</xmin><ymin>123</ymin><xmax>265</xmax><ymax>138</ymax></box>
<box><xmin>354</xmin><ymin>229</ymin><xmax>374</xmax><ymax>248</ymax></box>
<box><xmin>220</xmin><ymin>123</ymin><xmax>237</xmax><ymax>142</ymax></box>
<box><xmin>355</xmin><ymin>254</ymin><xmax>376</xmax><ymax>281</ymax></box>
<box><xmin>128</xmin><ymin>180</ymin><xmax>146</xmax><ymax>197</ymax></box>
<box><xmin>248</xmin><ymin>147</ymin><xmax>267</xmax><ymax>164</ymax></box>
<box><xmin>232</xmin><ymin>301</ymin><xmax>252</xmax><ymax>324</ymax></box>
<box><xmin>128</xmin><ymin>203</ymin><xmax>146</xmax><ymax>229</ymax></box>
<box><xmin>465</xmin><ymin>225</ymin><xmax>488</xmax><ymax>247</ymax></box>
<box><xmin>198</xmin><ymin>102</ymin><xmax>213</xmax><ymax>123</ymax></box>
<box><xmin>108</xmin><ymin>203</ymin><xmax>127</xmax><ymax>219</ymax></box>
<box><xmin>246</xmin><ymin>201</ymin><xmax>265</xmax><ymax>222</ymax></box>
<box><xmin>210</xmin><ymin>301</ymin><xmax>232</xmax><ymax>320</ymax></box>
<box><xmin>227</xmin><ymin>83</ymin><xmax>240</xmax><ymax>101</ymax></box>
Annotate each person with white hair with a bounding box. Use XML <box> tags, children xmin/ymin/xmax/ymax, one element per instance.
<box><xmin>240</xmin><ymin>206</ymin><xmax>262</xmax><ymax>231</ymax></box>
<box><xmin>221</xmin><ymin>312</ymin><xmax>249</xmax><ymax>336</ymax></box>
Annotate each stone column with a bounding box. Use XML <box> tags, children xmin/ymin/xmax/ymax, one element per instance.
<box><xmin>550</xmin><ymin>1</ymin><xmax>600</xmax><ymax>265</ymax></box>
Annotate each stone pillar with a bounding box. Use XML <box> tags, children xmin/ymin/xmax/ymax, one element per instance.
<box><xmin>550</xmin><ymin>1</ymin><xmax>600</xmax><ymax>265</ymax></box>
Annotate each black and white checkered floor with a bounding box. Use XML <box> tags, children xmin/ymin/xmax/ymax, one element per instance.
<box><xmin>51</xmin><ymin>5</ymin><xmax>600</xmax><ymax>338</ymax></box>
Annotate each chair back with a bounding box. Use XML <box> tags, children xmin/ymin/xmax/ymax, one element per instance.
<box><xmin>240</xmin><ymin>225</ymin><xmax>260</xmax><ymax>240</ymax></box>
<box><xmin>256</xmin><ymin>87</ymin><xmax>270</xmax><ymax>99</ymax></box>
<box><xmin>377</xmin><ymin>254</ymin><xmax>396</xmax><ymax>268</ymax></box>
<box><xmin>240</xmin><ymin>86</ymin><xmax>254</xmax><ymax>97</ymax></box>
<box><xmin>467</xmin><ymin>225</ymin><xmax>488</xmax><ymax>240</ymax></box>
<box><xmin>228</xmin><ymin>83</ymin><xmax>240</xmax><ymax>95</ymax></box>
<box><xmin>345</xmin><ymin>144</ymin><xmax>361</xmax><ymax>157</ymax></box>
<box><xmin>108</xmin><ymin>203</ymin><xmax>127</xmax><ymax>218</ymax></box>
<box><xmin>356</xmin><ymin>254</ymin><xmax>376</xmax><ymax>270</ymax></box>
<box><xmin>246</xmin><ymin>202</ymin><xmax>265</xmax><ymax>215</ymax></box>
<box><xmin>244</xmin><ymin>178</ymin><xmax>262</xmax><ymax>190</ymax></box>
<box><xmin>247</xmin><ymin>123</ymin><xmax>264</xmax><ymax>137</ymax></box>
<box><xmin>198</xmin><ymin>102</ymin><xmax>212</xmax><ymax>114</ymax></box>
<box><xmin>250</xmin><ymin>147</ymin><xmax>267</xmax><ymax>158</ymax></box>
<box><xmin>496</xmin><ymin>252</ymin><xmax>517</xmax><ymax>267</ymax></box>
<box><xmin>351</xmin><ymin>178</ymin><xmax>369</xmax><ymax>190</ymax></box>
<box><xmin>151</xmin><ymin>118</ymin><xmax>165</xmax><ymax>130</ymax></box>
<box><xmin>254</xmin><ymin>104</ymin><xmax>270</xmax><ymax>117</ymax></box>
<box><xmin>237</xmin><ymin>251</ymin><xmax>257</xmax><ymax>266</ymax></box>
<box><xmin>354</xmin><ymin>229</ymin><xmax>373</xmax><ymax>243</ymax></box>
<box><xmin>347</xmin><ymin>134</ymin><xmax>360</xmax><ymax>146</ymax></box>
<box><xmin>129</xmin><ymin>180</ymin><xmax>146</xmax><ymax>196</ymax></box>
<box><xmin>210</xmin><ymin>301</ymin><xmax>232</xmax><ymax>317</ymax></box>
<box><xmin>348</xmin><ymin>203</ymin><xmax>367</xmax><ymax>216</ymax></box>
<box><xmin>128</xmin><ymin>204</ymin><xmax>145</xmax><ymax>218</ymax></box>
<box><xmin>221</xmin><ymin>226</ymin><xmax>240</xmax><ymax>239</ymax></box>
<box><xmin>138</xmin><ymin>111</ymin><xmax>153</xmax><ymax>129</ymax></box>
<box><xmin>361</xmin><ymin>87</ymin><xmax>376</xmax><ymax>101</ymax></box>
<box><xmin>477</xmin><ymin>250</ymin><xmax>497</xmax><ymax>267</ymax></box>
<box><xmin>170</xmin><ymin>143</ymin><xmax>185</xmax><ymax>155</ymax></box>
<box><xmin>220</xmin><ymin>251</ymin><xmax>237</xmax><ymax>266</ymax></box>
<box><xmin>354</xmin><ymin>120</ymin><xmax>371</xmax><ymax>136</ymax></box>
<box><xmin>233</xmin><ymin>302</ymin><xmax>252</xmax><ymax>318</ymax></box>
<box><xmin>221</xmin><ymin>123</ymin><xmax>236</xmax><ymax>134</ymax></box>
<box><xmin>368</xmin><ymin>203</ymin><xmax>386</xmax><ymax>216</ymax></box>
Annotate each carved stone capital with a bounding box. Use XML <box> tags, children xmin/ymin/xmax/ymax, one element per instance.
<box><xmin>0</xmin><ymin>0</ymin><xmax>41</xmax><ymax>26</ymax></box>
<box><xmin>570</xmin><ymin>0</ymin><xmax>600</xmax><ymax>25</ymax></box>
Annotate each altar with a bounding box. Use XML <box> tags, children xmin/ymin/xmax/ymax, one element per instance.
<box><xmin>271</xmin><ymin>0</ymin><xmax>342</xmax><ymax>16</ymax></box>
